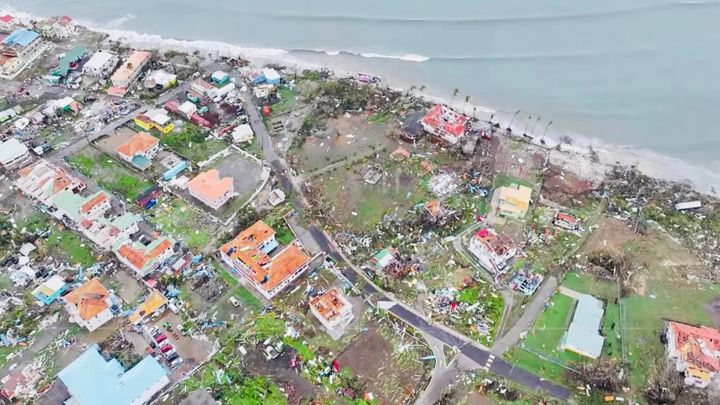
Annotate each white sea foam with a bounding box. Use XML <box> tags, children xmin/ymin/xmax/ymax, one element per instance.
<box><xmin>358</xmin><ymin>52</ymin><xmax>430</xmax><ymax>62</ymax></box>
<box><xmin>106</xmin><ymin>13</ymin><xmax>136</xmax><ymax>29</ymax></box>
<box><xmin>1</xmin><ymin>5</ymin><xmax>717</xmax><ymax>194</ymax></box>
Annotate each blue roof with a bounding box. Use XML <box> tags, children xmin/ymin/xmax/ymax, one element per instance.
<box><xmin>58</xmin><ymin>344</ymin><xmax>169</xmax><ymax>405</ymax></box>
<box><xmin>3</xmin><ymin>29</ymin><xmax>39</xmax><ymax>47</ymax></box>
<box><xmin>562</xmin><ymin>293</ymin><xmax>605</xmax><ymax>359</ymax></box>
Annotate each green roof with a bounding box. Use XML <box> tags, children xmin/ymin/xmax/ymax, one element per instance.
<box><xmin>51</xmin><ymin>190</ymin><xmax>86</xmax><ymax>222</ymax></box>
<box><xmin>110</xmin><ymin>213</ymin><xmax>140</xmax><ymax>231</ymax></box>
<box><xmin>52</xmin><ymin>190</ymin><xmax>109</xmax><ymax>222</ymax></box>
<box><xmin>52</xmin><ymin>44</ymin><xmax>86</xmax><ymax>77</ymax></box>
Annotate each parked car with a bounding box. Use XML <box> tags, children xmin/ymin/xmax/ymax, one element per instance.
<box><xmin>155</xmin><ymin>333</ymin><xmax>167</xmax><ymax>343</ymax></box>
<box><xmin>170</xmin><ymin>358</ymin><xmax>183</xmax><ymax>369</ymax></box>
<box><xmin>160</xmin><ymin>344</ymin><xmax>173</xmax><ymax>353</ymax></box>
<box><xmin>166</xmin><ymin>352</ymin><xmax>179</xmax><ymax>362</ymax></box>
<box><xmin>228</xmin><ymin>297</ymin><xmax>240</xmax><ymax>308</ymax></box>
<box><xmin>164</xmin><ymin>349</ymin><xmax>177</xmax><ymax>358</ymax></box>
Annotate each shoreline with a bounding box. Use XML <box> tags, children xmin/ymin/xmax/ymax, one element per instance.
<box><xmin>4</xmin><ymin>6</ymin><xmax>718</xmax><ymax>195</ymax></box>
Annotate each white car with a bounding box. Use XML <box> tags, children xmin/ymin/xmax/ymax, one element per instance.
<box><xmin>229</xmin><ymin>297</ymin><xmax>240</xmax><ymax>307</ymax></box>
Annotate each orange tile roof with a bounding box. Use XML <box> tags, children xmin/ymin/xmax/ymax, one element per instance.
<box><xmin>111</xmin><ymin>50</ymin><xmax>151</xmax><ymax>83</ymax></box>
<box><xmin>221</xmin><ymin>220</ymin><xmax>276</xmax><ymax>278</ymax></box>
<box><xmin>116</xmin><ymin>132</ymin><xmax>159</xmax><ymax>159</ymax></box>
<box><xmin>669</xmin><ymin>321</ymin><xmax>720</xmax><ymax>374</ymax></box>
<box><xmin>261</xmin><ymin>244</ymin><xmax>310</xmax><ymax>292</ymax></box>
<box><xmin>80</xmin><ymin>192</ymin><xmax>108</xmax><ymax>214</ymax></box>
<box><xmin>310</xmin><ymin>288</ymin><xmax>349</xmax><ymax>322</ymax></box>
<box><xmin>118</xmin><ymin>239</ymin><xmax>172</xmax><ymax>271</ymax></box>
<box><xmin>187</xmin><ymin>169</ymin><xmax>233</xmax><ymax>203</ymax></box>
<box><xmin>63</xmin><ymin>278</ymin><xmax>111</xmax><ymax>321</ymax></box>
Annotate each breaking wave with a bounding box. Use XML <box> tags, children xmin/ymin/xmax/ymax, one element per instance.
<box><xmin>106</xmin><ymin>13</ymin><xmax>136</xmax><ymax>28</ymax></box>
<box><xmin>254</xmin><ymin>2</ymin><xmax>703</xmax><ymax>25</ymax></box>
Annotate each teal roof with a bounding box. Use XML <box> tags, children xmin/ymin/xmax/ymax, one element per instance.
<box><xmin>52</xmin><ymin>44</ymin><xmax>86</xmax><ymax>77</ymax></box>
<box><xmin>58</xmin><ymin>344</ymin><xmax>169</xmax><ymax>405</ymax></box>
<box><xmin>562</xmin><ymin>294</ymin><xmax>605</xmax><ymax>358</ymax></box>
<box><xmin>52</xmin><ymin>190</ymin><xmax>110</xmax><ymax>222</ymax></box>
<box><xmin>111</xmin><ymin>213</ymin><xmax>140</xmax><ymax>231</ymax></box>
<box><xmin>51</xmin><ymin>190</ymin><xmax>86</xmax><ymax>222</ymax></box>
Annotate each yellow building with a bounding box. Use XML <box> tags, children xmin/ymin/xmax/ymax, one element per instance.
<box><xmin>133</xmin><ymin>109</ymin><xmax>174</xmax><ymax>135</ymax></box>
<box><xmin>494</xmin><ymin>183</ymin><xmax>532</xmax><ymax>219</ymax></box>
<box><xmin>129</xmin><ymin>289</ymin><xmax>168</xmax><ymax>324</ymax></box>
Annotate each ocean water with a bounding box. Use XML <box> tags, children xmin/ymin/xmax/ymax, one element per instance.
<box><xmin>4</xmin><ymin>0</ymin><xmax>720</xmax><ymax>190</ymax></box>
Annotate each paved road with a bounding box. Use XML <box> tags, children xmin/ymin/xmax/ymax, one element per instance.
<box><xmin>491</xmin><ymin>276</ymin><xmax>558</xmax><ymax>356</ymax></box>
<box><xmin>242</xmin><ymin>89</ymin><xmax>571</xmax><ymax>401</ymax></box>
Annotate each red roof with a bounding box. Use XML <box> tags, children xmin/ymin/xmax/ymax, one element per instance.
<box><xmin>1</xmin><ymin>15</ymin><xmax>12</xmax><ymax>23</ymax></box>
<box><xmin>422</xmin><ymin>104</ymin><xmax>467</xmax><ymax>138</ymax></box>
<box><xmin>556</xmin><ymin>213</ymin><xmax>577</xmax><ymax>224</ymax></box>
<box><xmin>668</xmin><ymin>321</ymin><xmax>720</xmax><ymax>374</ymax></box>
<box><xmin>80</xmin><ymin>193</ymin><xmax>108</xmax><ymax>214</ymax></box>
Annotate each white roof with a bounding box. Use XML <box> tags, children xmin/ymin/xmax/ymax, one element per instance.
<box><xmin>146</xmin><ymin>69</ymin><xmax>177</xmax><ymax>86</ymax></box>
<box><xmin>675</xmin><ymin>201</ymin><xmax>702</xmax><ymax>211</ymax></box>
<box><xmin>262</xmin><ymin>68</ymin><xmax>281</xmax><ymax>81</ymax></box>
<box><xmin>231</xmin><ymin>124</ymin><xmax>254</xmax><ymax>143</ymax></box>
<box><xmin>19</xmin><ymin>243</ymin><xmax>36</xmax><ymax>256</ymax></box>
<box><xmin>178</xmin><ymin>101</ymin><xmax>197</xmax><ymax>116</ymax></box>
<box><xmin>43</xmin><ymin>274</ymin><xmax>67</xmax><ymax>292</ymax></box>
<box><xmin>211</xmin><ymin>71</ymin><xmax>229</xmax><ymax>81</ymax></box>
<box><xmin>0</xmin><ymin>138</ymin><xmax>28</xmax><ymax>164</ymax></box>
<box><xmin>84</xmin><ymin>50</ymin><xmax>115</xmax><ymax>70</ymax></box>
<box><xmin>146</xmin><ymin>109</ymin><xmax>171</xmax><ymax>125</ymax></box>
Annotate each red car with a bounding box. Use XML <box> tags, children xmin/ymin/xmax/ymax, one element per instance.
<box><xmin>154</xmin><ymin>333</ymin><xmax>167</xmax><ymax>343</ymax></box>
<box><xmin>160</xmin><ymin>344</ymin><xmax>173</xmax><ymax>353</ymax></box>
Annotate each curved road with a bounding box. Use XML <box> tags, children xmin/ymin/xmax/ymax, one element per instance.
<box><xmin>243</xmin><ymin>91</ymin><xmax>571</xmax><ymax>401</ymax></box>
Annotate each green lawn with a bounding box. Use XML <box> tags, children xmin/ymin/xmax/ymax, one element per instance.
<box><xmin>45</xmin><ymin>228</ymin><xmax>98</xmax><ymax>267</ymax></box>
<box><xmin>68</xmin><ymin>154</ymin><xmax>95</xmax><ymax>176</ymax></box>
<box><xmin>147</xmin><ymin>197</ymin><xmax>214</xmax><ymax>251</ymax></box>
<box><xmin>69</xmin><ymin>152</ymin><xmax>154</xmax><ymax>201</ymax></box>
<box><xmin>560</xmin><ymin>271</ymin><xmax>720</xmax><ymax>391</ymax></box>
<box><xmin>505</xmin><ymin>293</ymin><xmax>584</xmax><ymax>383</ymax></box>
<box><xmin>161</xmin><ymin>123</ymin><xmax>228</xmax><ymax>163</ymax></box>
<box><xmin>271</xmin><ymin>86</ymin><xmax>297</xmax><ymax>115</ymax></box>
<box><xmin>232</xmin><ymin>285</ymin><xmax>263</xmax><ymax>312</ymax></box>
<box><xmin>0</xmin><ymin>346</ymin><xmax>19</xmax><ymax>369</ymax></box>
<box><xmin>21</xmin><ymin>213</ymin><xmax>97</xmax><ymax>266</ymax></box>
<box><xmin>493</xmin><ymin>173</ymin><xmax>534</xmax><ymax>190</ymax></box>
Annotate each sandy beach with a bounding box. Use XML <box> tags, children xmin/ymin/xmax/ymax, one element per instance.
<box><xmin>4</xmin><ymin>6</ymin><xmax>719</xmax><ymax>195</ymax></box>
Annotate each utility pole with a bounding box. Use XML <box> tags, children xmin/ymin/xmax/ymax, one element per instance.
<box><xmin>523</xmin><ymin>114</ymin><xmax>532</xmax><ymax>136</ymax></box>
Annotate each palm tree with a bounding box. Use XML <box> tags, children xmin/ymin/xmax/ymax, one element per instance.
<box><xmin>523</xmin><ymin>115</ymin><xmax>533</xmax><ymax>135</ymax></box>
<box><xmin>543</xmin><ymin>120</ymin><xmax>553</xmax><ymax>137</ymax></box>
<box><xmin>530</xmin><ymin>117</ymin><xmax>541</xmax><ymax>134</ymax></box>
<box><xmin>507</xmin><ymin>110</ymin><xmax>521</xmax><ymax>132</ymax></box>
<box><xmin>451</xmin><ymin>88</ymin><xmax>459</xmax><ymax>105</ymax></box>
<box><xmin>463</xmin><ymin>95</ymin><xmax>470</xmax><ymax>115</ymax></box>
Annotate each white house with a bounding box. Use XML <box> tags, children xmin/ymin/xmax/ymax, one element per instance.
<box><xmin>0</xmin><ymin>138</ymin><xmax>30</xmax><ymax>169</ymax></box>
<box><xmin>63</xmin><ymin>277</ymin><xmax>115</xmax><ymax>332</ymax></box>
<box><xmin>309</xmin><ymin>288</ymin><xmax>354</xmax><ymax>338</ymax></box>
<box><xmin>82</xmin><ymin>50</ymin><xmax>118</xmax><ymax>78</ymax></box>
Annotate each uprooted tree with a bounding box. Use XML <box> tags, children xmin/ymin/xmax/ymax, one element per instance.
<box><xmin>643</xmin><ymin>358</ymin><xmax>686</xmax><ymax>404</ymax></box>
<box><xmin>566</xmin><ymin>358</ymin><xmax>626</xmax><ymax>393</ymax></box>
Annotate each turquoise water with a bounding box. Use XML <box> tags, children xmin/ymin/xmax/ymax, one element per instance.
<box><xmin>5</xmin><ymin>0</ymin><xmax>720</xmax><ymax>184</ymax></box>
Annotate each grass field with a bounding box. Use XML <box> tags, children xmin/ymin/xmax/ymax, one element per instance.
<box><xmin>505</xmin><ymin>293</ymin><xmax>583</xmax><ymax>383</ymax></box>
<box><xmin>68</xmin><ymin>152</ymin><xmax>154</xmax><ymax>201</ymax></box>
<box><xmin>320</xmin><ymin>166</ymin><xmax>429</xmax><ymax>231</ymax></box>
<box><xmin>493</xmin><ymin>173</ymin><xmax>534</xmax><ymax>190</ymax></box>
<box><xmin>160</xmin><ymin>123</ymin><xmax>228</xmax><ymax>164</ymax></box>
<box><xmin>271</xmin><ymin>86</ymin><xmax>298</xmax><ymax>115</ymax></box>
<box><xmin>21</xmin><ymin>213</ymin><xmax>97</xmax><ymax>266</ymax></box>
<box><xmin>146</xmin><ymin>196</ymin><xmax>216</xmax><ymax>252</ymax></box>
<box><xmin>560</xmin><ymin>271</ymin><xmax>720</xmax><ymax>391</ymax></box>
